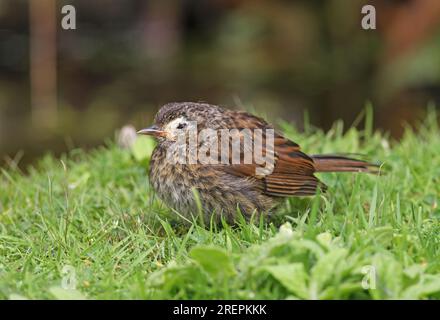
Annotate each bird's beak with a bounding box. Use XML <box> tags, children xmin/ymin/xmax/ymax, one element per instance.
<box><xmin>137</xmin><ymin>125</ymin><xmax>166</xmax><ymax>137</ymax></box>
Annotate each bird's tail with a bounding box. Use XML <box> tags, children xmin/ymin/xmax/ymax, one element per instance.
<box><xmin>312</xmin><ymin>154</ymin><xmax>379</xmax><ymax>174</ymax></box>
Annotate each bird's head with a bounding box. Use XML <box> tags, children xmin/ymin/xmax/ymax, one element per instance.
<box><xmin>137</xmin><ymin>102</ymin><xmax>226</xmax><ymax>142</ymax></box>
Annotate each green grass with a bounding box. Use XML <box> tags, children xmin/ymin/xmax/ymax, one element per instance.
<box><xmin>1</xmin><ymin>109</ymin><xmax>440</xmax><ymax>300</ymax></box>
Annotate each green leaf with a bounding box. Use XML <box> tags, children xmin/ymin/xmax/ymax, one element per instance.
<box><xmin>311</xmin><ymin>248</ymin><xmax>348</xmax><ymax>292</ymax></box>
<box><xmin>316</xmin><ymin>232</ymin><xmax>332</xmax><ymax>249</ymax></box>
<box><xmin>49</xmin><ymin>286</ymin><xmax>87</xmax><ymax>300</ymax></box>
<box><xmin>190</xmin><ymin>246</ymin><xmax>235</xmax><ymax>278</ymax></box>
<box><xmin>370</xmin><ymin>253</ymin><xmax>403</xmax><ymax>299</ymax></box>
<box><xmin>149</xmin><ymin>264</ymin><xmax>208</xmax><ymax>292</ymax></box>
<box><xmin>9</xmin><ymin>294</ymin><xmax>28</xmax><ymax>300</ymax></box>
<box><xmin>404</xmin><ymin>264</ymin><xmax>426</xmax><ymax>280</ymax></box>
<box><xmin>261</xmin><ymin>263</ymin><xmax>309</xmax><ymax>299</ymax></box>
<box><xmin>402</xmin><ymin>275</ymin><xmax>440</xmax><ymax>299</ymax></box>
<box><xmin>131</xmin><ymin>136</ymin><xmax>156</xmax><ymax>162</ymax></box>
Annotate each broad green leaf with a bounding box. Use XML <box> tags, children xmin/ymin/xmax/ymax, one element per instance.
<box><xmin>190</xmin><ymin>246</ymin><xmax>235</xmax><ymax>278</ymax></box>
<box><xmin>151</xmin><ymin>264</ymin><xmax>208</xmax><ymax>291</ymax></box>
<box><xmin>404</xmin><ymin>264</ymin><xmax>426</xmax><ymax>280</ymax></box>
<box><xmin>49</xmin><ymin>286</ymin><xmax>87</xmax><ymax>300</ymax></box>
<box><xmin>261</xmin><ymin>263</ymin><xmax>309</xmax><ymax>299</ymax></box>
<box><xmin>9</xmin><ymin>294</ymin><xmax>28</xmax><ymax>300</ymax></box>
<box><xmin>402</xmin><ymin>275</ymin><xmax>440</xmax><ymax>299</ymax></box>
<box><xmin>370</xmin><ymin>253</ymin><xmax>403</xmax><ymax>299</ymax></box>
<box><xmin>311</xmin><ymin>248</ymin><xmax>348</xmax><ymax>291</ymax></box>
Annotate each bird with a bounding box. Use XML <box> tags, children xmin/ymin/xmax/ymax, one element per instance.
<box><xmin>138</xmin><ymin>102</ymin><xmax>378</xmax><ymax>223</ymax></box>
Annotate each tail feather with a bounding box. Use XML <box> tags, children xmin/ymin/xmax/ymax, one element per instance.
<box><xmin>312</xmin><ymin>154</ymin><xmax>379</xmax><ymax>174</ymax></box>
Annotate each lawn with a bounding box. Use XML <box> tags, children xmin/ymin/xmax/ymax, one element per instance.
<box><xmin>1</xmin><ymin>108</ymin><xmax>439</xmax><ymax>300</ymax></box>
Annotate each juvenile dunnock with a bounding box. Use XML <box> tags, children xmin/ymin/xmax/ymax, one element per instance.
<box><xmin>139</xmin><ymin>102</ymin><xmax>377</xmax><ymax>223</ymax></box>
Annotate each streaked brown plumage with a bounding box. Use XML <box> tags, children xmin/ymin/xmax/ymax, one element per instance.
<box><xmin>139</xmin><ymin>102</ymin><xmax>378</xmax><ymax>223</ymax></box>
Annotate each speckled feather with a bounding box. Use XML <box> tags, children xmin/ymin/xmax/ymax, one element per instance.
<box><xmin>148</xmin><ymin>102</ymin><xmax>377</xmax><ymax>223</ymax></box>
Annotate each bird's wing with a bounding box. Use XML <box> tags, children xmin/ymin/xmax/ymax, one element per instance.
<box><xmin>217</xmin><ymin>111</ymin><xmax>324</xmax><ymax>197</ymax></box>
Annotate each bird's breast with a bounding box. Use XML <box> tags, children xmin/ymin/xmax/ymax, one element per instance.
<box><xmin>149</xmin><ymin>146</ymin><xmax>201</xmax><ymax>212</ymax></box>
<box><xmin>148</xmin><ymin>144</ymin><xmax>276</xmax><ymax>221</ymax></box>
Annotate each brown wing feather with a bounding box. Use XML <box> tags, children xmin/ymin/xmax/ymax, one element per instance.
<box><xmin>218</xmin><ymin>110</ymin><xmax>324</xmax><ymax>197</ymax></box>
<box><xmin>263</xmin><ymin>135</ymin><xmax>326</xmax><ymax>196</ymax></box>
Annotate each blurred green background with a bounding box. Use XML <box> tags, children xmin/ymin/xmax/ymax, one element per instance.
<box><xmin>1</xmin><ymin>0</ymin><xmax>440</xmax><ymax>166</ymax></box>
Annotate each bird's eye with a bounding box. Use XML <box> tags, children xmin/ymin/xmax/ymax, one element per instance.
<box><xmin>176</xmin><ymin>123</ymin><xmax>187</xmax><ymax>129</ymax></box>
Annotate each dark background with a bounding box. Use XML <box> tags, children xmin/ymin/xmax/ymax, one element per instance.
<box><xmin>1</xmin><ymin>0</ymin><xmax>440</xmax><ymax>166</ymax></box>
